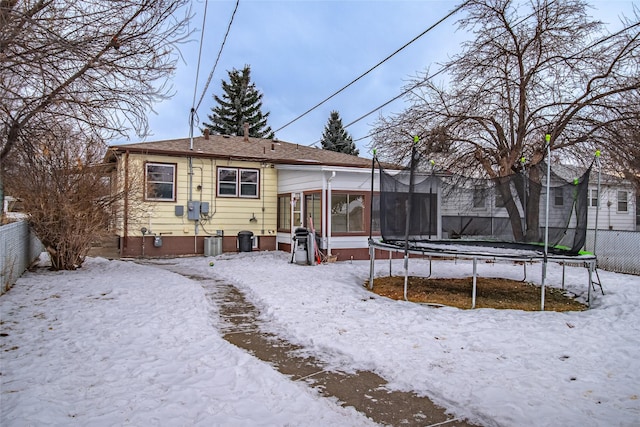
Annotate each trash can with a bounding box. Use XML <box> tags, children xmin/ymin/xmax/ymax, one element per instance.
<box><xmin>237</xmin><ymin>230</ymin><xmax>253</xmax><ymax>252</ymax></box>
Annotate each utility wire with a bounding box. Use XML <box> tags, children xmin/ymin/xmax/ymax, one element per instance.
<box><xmin>305</xmin><ymin>64</ymin><xmax>450</xmax><ymax>148</ymax></box>
<box><xmin>273</xmin><ymin>0</ymin><xmax>470</xmax><ymax>135</ymax></box>
<box><xmin>193</xmin><ymin>0</ymin><xmax>240</xmax><ymax>114</ymax></box>
<box><xmin>190</xmin><ymin>0</ymin><xmax>210</xmax><ymax>111</ymax></box>
<box><xmin>322</xmin><ymin>0</ymin><xmax>584</xmax><ymax>147</ymax></box>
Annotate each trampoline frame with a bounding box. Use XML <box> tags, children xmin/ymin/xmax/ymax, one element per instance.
<box><xmin>368</xmin><ymin>239</ymin><xmax>601</xmax><ymax>310</ymax></box>
<box><xmin>368</xmin><ymin>144</ymin><xmax>604</xmax><ymax>311</ymax></box>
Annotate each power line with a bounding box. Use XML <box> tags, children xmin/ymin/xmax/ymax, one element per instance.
<box><xmin>305</xmin><ymin>64</ymin><xmax>450</xmax><ymax>148</ymax></box>
<box><xmin>327</xmin><ymin>0</ymin><xmax>576</xmax><ymax>147</ymax></box>
<box><xmin>192</xmin><ymin>0</ymin><xmax>240</xmax><ymax>114</ymax></box>
<box><xmin>190</xmin><ymin>0</ymin><xmax>210</xmax><ymax>111</ymax></box>
<box><xmin>345</xmin><ymin>67</ymin><xmax>449</xmax><ymax>140</ymax></box>
<box><xmin>273</xmin><ymin>1</ymin><xmax>470</xmax><ymax>135</ymax></box>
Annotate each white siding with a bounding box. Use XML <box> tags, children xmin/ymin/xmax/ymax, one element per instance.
<box><xmin>588</xmin><ymin>184</ymin><xmax>636</xmax><ymax>231</ymax></box>
<box><xmin>276</xmin><ymin>167</ymin><xmax>378</xmax><ymax>194</ymax></box>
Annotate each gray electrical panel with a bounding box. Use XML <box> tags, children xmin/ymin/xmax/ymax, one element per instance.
<box><xmin>187</xmin><ymin>201</ymin><xmax>200</xmax><ymax>220</ymax></box>
<box><xmin>175</xmin><ymin>205</ymin><xmax>184</xmax><ymax>217</ymax></box>
<box><xmin>201</xmin><ymin>202</ymin><xmax>210</xmax><ymax>214</ymax></box>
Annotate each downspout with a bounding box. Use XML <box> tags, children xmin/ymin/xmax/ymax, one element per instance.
<box><xmin>327</xmin><ymin>171</ymin><xmax>336</xmax><ymax>255</ymax></box>
<box><xmin>209</xmin><ymin>158</ymin><xmax>217</xmax><ymax>217</ymax></box>
<box><xmin>123</xmin><ymin>150</ymin><xmax>130</xmax><ymax>255</ymax></box>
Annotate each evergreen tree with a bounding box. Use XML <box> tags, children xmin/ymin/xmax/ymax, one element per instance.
<box><xmin>320</xmin><ymin>111</ymin><xmax>359</xmax><ymax>156</ymax></box>
<box><xmin>203</xmin><ymin>65</ymin><xmax>274</xmax><ymax>139</ymax></box>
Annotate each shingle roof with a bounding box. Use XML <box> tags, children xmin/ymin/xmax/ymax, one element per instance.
<box><xmin>107</xmin><ymin>134</ymin><xmax>377</xmax><ymax>169</ymax></box>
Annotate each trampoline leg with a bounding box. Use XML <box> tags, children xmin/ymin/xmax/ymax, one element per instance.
<box><xmin>541</xmin><ymin>262</ymin><xmax>547</xmax><ymax>311</ymax></box>
<box><xmin>594</xmin><ymin>267</ymin><xmax>604</xmax><ymax>295</ymax></box>
<box><xmin>389</xmin><ymin>251</ymin><xmax>392</xmax><ymax>277</ymax></box>
<box><xmin>472</xmin><ymin>257</ymin><xmax>477</xmax><ymax>309</ymax></box>
<box><xmin>562</xmin><ymin>263</ymin><xmax>566</xmax><ymax>290</ymax></box>
<box><xmin>520</xmin><ymin>261</ymin><xmax>527</xmax><ymax>282</ymax></box>
<box><xmin>587</xmin><ymin>262</ymin><xmax>592</xmax><ymax>307</ymax></box>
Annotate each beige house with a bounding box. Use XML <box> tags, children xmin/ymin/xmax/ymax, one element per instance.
<box><xmin>105</xmin><ymin>132</ymin><xmax>380</xmax><ymax>259</ymax></box>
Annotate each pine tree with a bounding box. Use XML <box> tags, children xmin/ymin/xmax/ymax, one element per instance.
<box><xmin>320</xmin><ymin>111</ymin><xmax>359</xmax><ymax>156</ymax></box>
<box><xmin>203</xmin><ymin>65</ymin><xmax>274</xmax><ymax>139</ymax></box>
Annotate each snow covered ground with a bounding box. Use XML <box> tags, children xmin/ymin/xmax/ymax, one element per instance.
<box><xmin>1</xmin><ymin>251</ymin><xmax>639</xmax><ymax>426</ymax></box>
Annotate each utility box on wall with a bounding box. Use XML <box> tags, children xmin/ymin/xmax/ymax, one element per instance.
<box><xmin>187</xmin><ymin>201</ymin><xmax>209</xmax><ymax>220</ymax></box>
<box><xmin>187</xmin><ymin>201</ymin><xmax>200</xmax><ymax>220</ymax></box>
<box><xmin>201</xmin><ymin>202</ymin><xmax>209</xmax><ymax>214</ymax></box>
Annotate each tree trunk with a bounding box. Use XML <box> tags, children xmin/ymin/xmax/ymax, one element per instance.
<box><xmin>497</xmin><ymin>178</ymin><xmax>524</xmax><ymax>242</ymax></box>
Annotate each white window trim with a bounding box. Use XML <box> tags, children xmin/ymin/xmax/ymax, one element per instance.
<box><xmin>145</xmin><ymin>162</ymin><xmax>176</xmax><ymax>201</ymax></box>
<box><xmin>617</xmin><ymin>190</ymin><xmax>629</xmax><ymax>213</ymax></box>
<box><xmin>217</xmin><ymin>167</ymin><xmax>259</xmax><ymax>198</ymax></box>
<box><xmin>239</xmin><ymin>169</ymin><xmax>259</xmax><ymax>198</ymax></box>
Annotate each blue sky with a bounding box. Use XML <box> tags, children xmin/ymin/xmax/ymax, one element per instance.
<box><xmin>124</xmin><ymin>0</ymin><xmax>637</xmax><ymax>157</ymax></box>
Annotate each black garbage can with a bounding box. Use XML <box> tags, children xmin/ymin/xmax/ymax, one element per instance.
<box><xmin>237</xmin><ymin>230</ymin><xmax>254</xmax><ymax>252</ymax></box>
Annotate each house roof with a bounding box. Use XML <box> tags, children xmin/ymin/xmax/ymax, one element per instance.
<box><xmin>552</xmin><ymin>163</ymin><xmax>633</xmax><ymax>186</ymax></box>
<box><xmin>107</xmin><ymin>134</ymin><xmax>379</xmax><ymax>169</ymax></box>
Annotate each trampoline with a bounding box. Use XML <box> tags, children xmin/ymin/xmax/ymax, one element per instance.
<box><xmin>367</xmin><ymin>144</ymin><xmax>604</xmax><ymax>310</ymax></box>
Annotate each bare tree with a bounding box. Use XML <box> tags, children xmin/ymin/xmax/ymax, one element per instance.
<box><xmin>372</xmin><ymin>0</ymin><xmax>640</xmax><ymax>241</ymax></box>
<box><xmin>589</xmin><ymin>90</ymin><xmax>640</xmax><ymax>188</ymax></box>
<box><xmin>4</xmin><ymin>122</ymin><xmax>141</xmax><ymax>270</ymax></box>
<box><xmin>0</xmin><ymin>0</ymin><xmax>192</xmax><ymax>214</ymax></box>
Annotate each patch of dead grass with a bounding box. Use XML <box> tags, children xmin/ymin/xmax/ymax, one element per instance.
<box><xmin>367</xmin><ymin>276</ymin><xmax>586</xmax><ymax>312</ymax></box>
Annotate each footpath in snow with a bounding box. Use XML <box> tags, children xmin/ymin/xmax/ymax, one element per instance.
<box><xmin>1</xmin><ymin>251</ymin><xmax>639</xmax><ymax>426</ymax></box>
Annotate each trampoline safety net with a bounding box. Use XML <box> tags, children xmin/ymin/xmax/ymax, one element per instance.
<box><xmin>377</xmin><ymin>156</ymin><xmax>591</xmax><ymax>255</ymax></box>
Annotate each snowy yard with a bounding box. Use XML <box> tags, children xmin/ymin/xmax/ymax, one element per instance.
<box><xmin>1</xmin><ymin>251</ymin><xmax>639</xmax><ymax>426</ymax></box>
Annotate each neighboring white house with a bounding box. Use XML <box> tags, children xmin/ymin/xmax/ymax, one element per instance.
<box><xmin>586</xmin><ymin>174</ymin><xmax>637</xmax><ymax>231</ymax></box>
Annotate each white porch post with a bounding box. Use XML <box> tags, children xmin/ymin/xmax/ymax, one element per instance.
<box><xmin>326</xmin><ymin>171</ymin><xmax>336</xmax><ymax>255</ymax></box>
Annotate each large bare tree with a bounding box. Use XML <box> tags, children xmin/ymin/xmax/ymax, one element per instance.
<box><xmin>372</xmin><ymin>0</ymin><xmax>639</xmax><ymax>241</ymax></box>
<box><xmin>0</xmin><ymin>0</ymin><xmax>191</xmax><ymax>213</ymax></box>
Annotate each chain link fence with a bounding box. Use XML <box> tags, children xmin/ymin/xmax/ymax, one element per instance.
<box><xmin>1</xmin><ymin>220</ymin><xmax>43</xmax><ymax>295</ymax></box>
<box><xmin>585</xmin><ymin>229</ymin><xmax>640</xmax><ymax>275</ymax></box>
